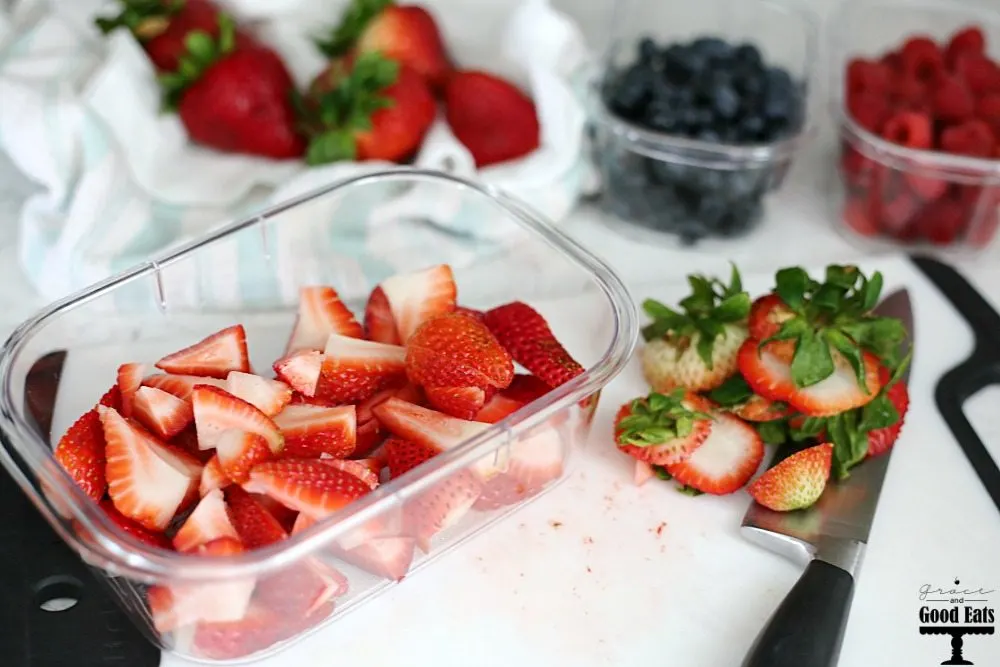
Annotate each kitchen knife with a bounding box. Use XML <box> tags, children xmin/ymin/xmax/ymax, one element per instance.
<box><xmin>739</xmin><ymin>288</ymin><xmax>913</xmax><ymax>667</ymax></box>
<box><xmin>0</xmin><ymin>350</ymin><xmax>160</xmax><ymax>667</ymax></box>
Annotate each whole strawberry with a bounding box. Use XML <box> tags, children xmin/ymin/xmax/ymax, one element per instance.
<box><xmin>316</xmin><ymin>0</ymin><xmax>453</xmax><ymax>90</ymax></box>
<box><xmin>445</xmin><ymin>71</ymin><xmax>540</xmax><ymax>167</ymax></box>
<box><xmin>481</xmin><ymin>301</ymin><xmax>583</xmax><ymax>389</ymax></box>
<box><xmin>95</xmin><ymin>0</ymin><xmax>256</xmax><ymax>73</ymax></box>
<box><xmin>299</xmin><ymin>52</ymin><xmax>436</xmax><ymax>164</ymax></box>
<box><xmin>159</xmin><ymin>15</ymin><xmax>306</xmax><ymax>159</ymax></box>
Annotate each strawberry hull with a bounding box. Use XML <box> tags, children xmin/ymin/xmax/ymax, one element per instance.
<box><xmin>10</xmin><ymin>171</ymin><xmax>637</xmax><ymax>664</ymax></box>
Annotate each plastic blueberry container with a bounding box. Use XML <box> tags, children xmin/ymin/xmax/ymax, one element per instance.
<box><xmin>587</xmin><ymin>0</ymin><xmax>818</xmax><ymax>246</ymax></box>
<box><xmin>830</xmin><ymin>0</ymin><xmax>1000</xmax><ymax>250</ymax></box>
<box><xmin>0</xmin><ymin>170</ymin><xmax>637</xmax><ymax>663</ymax></box>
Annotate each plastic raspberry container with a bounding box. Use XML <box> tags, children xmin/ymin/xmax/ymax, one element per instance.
<box><xmin>830</xmin><ymin>0</ymin><xmax>1000</xmax><ymax>250</ymax></box>
<box><xmin>0</xmin><ymin>170</ymin><xmax>637</xmax><ymax>663</ymax></box>
<box><xmin>587</xmin><ymin>0</ymin><xmax>819</xmax><ymax>246</ymax></box>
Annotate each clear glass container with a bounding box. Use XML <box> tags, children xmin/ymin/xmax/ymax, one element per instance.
<box><xmin>0</xmin><ymin>169</ymin><xmax>637</xmax><ymax>663</ymax></box>
<box><xmin>588</xmin><ymin>0</ymin><xmax>818</xmax><ymax>245</ymax></box>
<box><xmin>829</xmin><ymin>0</ymin><xmax>1000</xmax><ymax>250</ymax></box>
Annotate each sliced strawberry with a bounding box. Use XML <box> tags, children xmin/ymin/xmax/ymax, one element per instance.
<box><xmin>143</xmin><ymin>373</ymin><xmax>227</xmax><ymax>401</ymax></box>
<box><xmin>321</xmin><ymin>458</ymin><xmax>380</xmax><ymax>489</ymax></box>
<box><xmin>274</xmin><ymin>404</ymin><xmax>356</xmax><ymax>459</ymax></box>
<box><xmin>156</xmin><ymin>325</ymin><xmax>250</xmax><ymax>379</ymax></box>
<box><xmin>747</xmin><ymin>293</ymin><xmax>793</xmax><ymax>341</ymax></box>
<box><xmin>173</xmin><ymin>488</ymin><xmax>239</xmax><ymax>552</ymax></box>
<box><xmin>216</xmin><ymin>430</ymin><xmax>273</xmax><ymax>484</ymax></box>
<box><xmin>664</xmin><ymin>411</ymin><xmax>764</xmax><ymax>495</ymax></box>
<box><xmin>371</xmin><ymin>398</ymin><xmax>501</xmax><ymax>479</ymax></box>
<box><xmin>294</xmin><ymin>510</ymin><xmax>416</xmax><ymax>582</ymax></box>
<box><xmin>256</xmin><ymin>558</ymin><xmax>347</xmax><ymax>619</ymax></box>
<box><xmin>363</xmin><ymin>285</ymin><xmax>401</xmax><ymax>345</ymax></box>
<box><xmin>473</xmin><ymin>391</ymin><xmax>527</xmax><ymax>423</ymax></box>
<box><xmin>225</xmin><ymin>372</ymin><xmax>292</xmax><ymax>417</ymax></box>
<box><xmin>192</xmin><ymin>385</ymin><xmax>284</xmax><ymax>453</ymax></box>
<box><xmin>379</xmin><ymin>264</ymin><xmax>457</xmax><ymax>342</ymax></box>
<box><xmin>200</xmin><ymin>455</ymin><xmax>229</xmax><ymax>497</ymax></box>
<box><xmin>54</xmin><ymin>408</ymin><xmax>109</xmax><ymax>502</ymax></box>
<box><xmin>117</xmin><ymin>363</ymin><xmax>146</xmax><ymax>418</ymax></box>
<box><xmin>422</xmin><ymin>385</ymin><xmax>487</xmax><ymax>418</ymax></box>
<box><xmin>454</xmin><ymin>305</ymin><xmax>485</xmax><ymax>321</ymax></box>
<box><xmin>177</xmin><ymin>604</ymin><xmax>285</xmax><ymax>661</ymax></box>
<box><xmin>100</xmin><ymin>406</ymin><xmax>203</xmax><ymax>531</ymax></box>
<box><xmin>285</xmin><ymin>286</ymin><xmax>364</xmax><ymax>355</ymax></box>
<box><xmin>313</xmin><ymin>335</ymin><xmax>407</xmax><ymax>404</ymax></box>
<box><xmin>272</xmin><ymin>350</ymin><xmax>324</xmax><ymax>397</ymax></box>
<box><xmin>244</xmin><ymin>459</ymin><xmax>373</xmax><ymax>519</ymax></box>
<box><xmin>405</xmin><ymin>468</ymin><xmax>482</xmax><ymax>552</ymax></box>
<box><xmin>251</xmin><ymin>492</ymin><xmax>298</xmax><ymax>533</ymax></box>
<box><xmin>613</xmin><ymin>393</ymin><xmax>713</xmax><ymax>466</ymax></box>
<box><xmin>384</xmin><ymin>436</ymin><xmax>439</xmax><ymax>478</ymax></box>
<box><xmin>482</xmin><ymin>301</ymin><xmax>584</xmax><ymax>388</ymax></box>
<box><xmin>354</xmin><ymin>382</ymin><xmax>423</xmax><ymax>458</ymax></box>
<box><xmin>633</xmin><ymin>460</ymin><xmax>655</xmax><ymax>487</ymax></box>
<box><xmin>737</xmin><ymin>339</ymin><xmax>798</xmax><ymax>402</ymax></box>
<box><xmin>224</xmin><ymin>486</ymin><xmax>287</xmax><ymax>548</ymax></box>
<box><xmin>131</xmin><ymin>385</ymin><xmax>194</xmax><ymax>440</ymax></box>
<box><xmin>473</xmin><ymin>427</ymin><xmax>564</xmax><ymax>509</ymax></box>
<box><xmin>729</xmin><ymin>394</ymin><xmax>792</xmax><ymax>422</ymax></box>
<box><xmin>748</xmin><ymin>443</ymin><xmax>833</xmax><ymax>511</ymax></box>
<box><xmin>100</xmin><ymin>498</ymin><xmax>172</xmax><ymax>550</ymax></box>
<box><xmin>867</xmin><ymin>366</ymin><xmax>910</xmax><ymax>458</ymax></box>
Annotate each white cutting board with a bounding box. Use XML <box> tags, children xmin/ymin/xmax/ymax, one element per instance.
<box><xmin>47</xmin><ymin>255</ymin><xmax>1000</xmax><ymax>666</ymax></box>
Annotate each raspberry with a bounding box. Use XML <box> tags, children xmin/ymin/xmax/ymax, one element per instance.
<box><xmin>940</xmin><ymin>119</ymin><xmax>996</xmax><ymax>157</ymax></box>
<box><xmin>846</xmin><ymin>58</ymin><xmax>892</xmax><ymax>97</ymax></box>
<box><xmin>966</xmin><ymin>188</ymin><xmax>1000</xmax><ymax>247</ymax></box>
<box><xmin>840</xmin><ymin>142</ymin><xmax>878</xmax><ymax>190</ymax></box>
<box><xmin>913</xmin><ymin>197</ymin><xmax>967</xmax><ymax>245</ymax></box>
<box><xmin>847</xmin><ymin>91</ymin><xmax>890</xmax><ymax>134</ymax></box>
<box><xmin>900</xmin><ymin>36</ymin><xmax>945</xmax><ymax>83</ymax></box>
<box><xmin>879</xmin><ymin>192</ymin><xmax>920</xmax><ymax>236</ymax></box>
<box><xmin>889</xmin><ymin>75</ymin><xmax>927</xmax><ymax>109</ymax></box>
<box><xmin>945</xmin><ymin>26</ymin><xmax>986</xmax><ymax>68</ymax></box>
<box><xmin>931</xmin><ymin>75</ymin><xmax>974</xmax><ymax>122</ymax></box>
<box><xmin>880</xmin><ymin>51</ymin><xmax>902</xmax><ymax>73</ymax></box>
<box><xmin>843</xmin><ymin>194</ymin><xmax>878</xmax><ymax>237</ymax></box>
<box><xmin>881</xmin><ymin>111</ymin><xmax>933</xmax><ymax>149</ymax></box>
<box><xmin>904</xmin><ymin>170</ymin><xmax>948</xmax><ymax>201</ymax></box>
<box><xmin>977</xmin><ymin>92</ymin><xmax>1000</xmax><ymax>135</ymax></box>
<box><xmin>954</xmin><ymin>53</ymin><xmax>1000</xmax><ymax>95</ymax></box>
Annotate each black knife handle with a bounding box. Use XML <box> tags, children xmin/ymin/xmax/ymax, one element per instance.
<box><xmin>935</xmin><ymin>353</ymin><xmax>1000</xmax><ymax>514</ymax></box>
<box><xmin>741</xmin><ymin>559</ymin><xmax>855</xmax><ymax>667</ymax></box>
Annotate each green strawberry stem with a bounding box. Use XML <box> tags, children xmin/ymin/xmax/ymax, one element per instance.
<box><xmin>314</xmin><ymin>0</ymin><xmax>394</xmax><ymax>58</ymax></box>
<box><xmin>299</xmin><ymin>52</ymin><xmax>400</xmax><ymax>165</ymax></box>
<box><xmin>95</xmin><ymin>0</ymin><xmax>185</xmax><ymax>39</ymax></box>
<box><xmin>761</xmin><ymin>265</ymin><xmax>910</xmax><ymax>391</ymax></box>
<box><xmin>642</xmin><ymin>263</ymin><xmax>750</xmax><ymax>369</ymax></box>
<box><xmin>617</xmin><ymin>389</ymin><xmax>711</xmax><ymax>447</ymax></box>
<box><xmin>157</xmin><ymin>12</ymin><xmax>237</xmax><ymax>109</ymax></box>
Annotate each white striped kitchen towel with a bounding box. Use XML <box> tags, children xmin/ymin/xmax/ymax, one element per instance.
<box><xmin>0</xmin><ymin>0</ymin><xmax>596</xmax><ymax>313</ymax></box>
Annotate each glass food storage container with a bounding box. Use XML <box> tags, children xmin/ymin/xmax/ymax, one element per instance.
<box><xmin>588</xmin><ymin>0</ymin><xmax>818</xmax><ymax>246</ymax></box>
<box><xmin>0</xmin><ymin>169</ymin><xmax>637</xmax><ymax>663</ymax></box>
<box><xmin>830</xmin><ymin>0</ymin><xmax>1000</xmax><ymax>250</ymax></box>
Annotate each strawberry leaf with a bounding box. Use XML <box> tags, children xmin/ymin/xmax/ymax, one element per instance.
<box><xmin>677</xmin><ymin>485</ymin><xmax>704</xmax><ymax>496</ymax></box>
<box><xmin>95</xmin><ymin>0</ymin><xmax>184</xmax><ymax>37</ymax></box>
<box><xmin>315</xmin><ymin>0</ymin><xmax>393</xmax><ymax>58</ymax></box>
<box><xmin>775</xmin><ymin>267</ymin><xmax>811</xmax><ymax>311</ymax></box>
<box><xmin>652</xmin><ymin>465</ymin><xmax>672</xmax><ymax>481</ymax></box>
<box><xmin>616</xmin><ymin>390</ymin><xmax>711</xmax><ymax>447</ymax></box>
<box><xmin>824</xmin><ymin>329</ymin><xmax>866</xmax><ymax>389</ymax></box>
<box><xmin>306</xmin><ymin>131</ymin><xmax>357</xmax><ymax>165</ymax></box>
<box><xmin>790</xmin><ymin>329</ymin><xmax>834</xmax><ymax>388</ymax></box>
<box><xmin>158</xmin><ymin>13</ymin><xmax>237</xmax><ymax>109</ymax></box>
<box><xmin>706</xmin><ymin>375</ymin><xmax>754</xmax><ymax>406</ymax></box>
<box><xmin>756</xmin><ymin>420</ymin><xmax>788</xmax><ymax>445</ymax></box>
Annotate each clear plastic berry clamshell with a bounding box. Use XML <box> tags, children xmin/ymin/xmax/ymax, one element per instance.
<box><xmin>0</xmin><ymin>169</ymin><xmax>637</xmax><ymax>663</ymax></box>
<box><xmin>829</xmin><ymin>0</ymin><xmax>1000</xmax><ymax>252</ymax></box>
<box><xmin>586</xmin><ymin>0</ymin><xmax>819</xmax><ymax>246</ymax></box>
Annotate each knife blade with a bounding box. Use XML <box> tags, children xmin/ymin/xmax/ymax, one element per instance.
<box><xmin>0</xmin><ymin>349</ymin><xmax>160</xmax><ymax>667</ymax></box>
<box><xmin>740</xmin><ymin>289</ymin><xmax>914</xmax><ymax>667</ymax></box>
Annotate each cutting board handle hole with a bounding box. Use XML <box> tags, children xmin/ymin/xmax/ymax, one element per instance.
<box><xmin>34</xmin><ymin>575</ymin><xmax>83</xmax><ymax>613</ymax></box>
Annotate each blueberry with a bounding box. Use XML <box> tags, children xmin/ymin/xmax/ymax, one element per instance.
<box><xmin>718</xmin><ymin>198</ymin><xmax>763</xmax><ymax>236</ymax></box>
<box><xmin>678</xmin><ymin>218</ymin><xmax>709</xmax><ymax>245</ymax></box>
<box><xmin>646</xmin><ymin>159</ymin><xmax>689</xmax><ymax>185</ymax></box>
<box><xmin>738</xmin><ymin>115</ymin><xmax>766</xmax><ymax>141</ymax></box>
<box><xmin>765</xmin><ymin>66</ymin><xmax>795</xmax><ymax>93</ymax></box>
<box><xmin>697</xmin><ymin>128</ymin><xmax>721</xmax><ymax>143</ymax></box>
<box><xmin>663</xmin><ymin>46</ymin><xmax>708</xmax><ymax>85</ymax></box>
<box><xmin>734</xmin><ymin>43</ymin><xmax>763</xmax><ymax>68</ymax></box>
<box><xmin>691</xmin><ymin>36</ymin><xmax>733</xmax><ymax>62</ymax></box>
<box><xmin>734</xmin><ymin>69</ymin><xmax>765</xmax><ymax>98</ymax></box>
<box><xmin>606</xmin><ymin>65</ymin><xmax>653</xmax><ymax>119</ymax></box>
<box><xmin>711</xmin><ymin>84</ymin><xmax>741</xmax><ymax>120</ymax></box>
<box><xmin>638</xmin><ymin>37</ymin><xmax>660</xmax><ymax>64</ymax></box>
<box><xmin>644</xmin><ymin>99</ymin><xmax>681</xmax><ymax>132</ymax></box>
<box><xmin>697</xmin><ymin>196</ymin><xmax>730</xmax><ymax>230</ymax></box>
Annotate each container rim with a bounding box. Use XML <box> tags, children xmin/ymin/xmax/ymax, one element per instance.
<box><xmin>828</xmin><ymin>0</ymin><xmax>1000</xmax><ymax>177</ymax></box>
<box><xmin>589</xmin><ymin>0</ymin><xmax>821</xmax><ymax>168</ymax></box>
<box><xmin>0</xmin><ymin>167</ymin><xmax>639</xmax><ymax>582</ymax></box>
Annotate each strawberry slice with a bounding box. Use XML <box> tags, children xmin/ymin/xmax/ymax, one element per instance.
<box><xmin>131</xmin><ymin>386</ymin><xmax>194</xmax><ymax>440</ymax></box>
<box><xmin>192</xmin><ymin>385</ymin><xmax>284</xmax><ymax>453</ymax></box>
<box><xmin>294</xmin><ymin>513</ymin><xmax>416</xmax><ymax>583</ymax></box>
<box><xmin>216</xmin><ymin>430</ymin><xmax>273</xmax><ymax>484</ymax></box>
<box><xmin>117</xmin><ymin>363</ymin><xmax>146</xmax><ymax>417</ymax></box>
<box><xmin>55</xmin><ymin>407</ymin><xmax>111</xmax><ymax>502</ymax></box>
<box><xmin>748</xmin><ymin>443</ymin><xmax>833</xmax><ymax>511</ymax></box>
<box><xmin>100</xmin><ymin>498</ymin><xmax>172</xmax><ymax>550</ymax></box>
<box><xmin>867</xmin><ymin>367</ymin><xmax>910</xmax><ymax>458</ymax></box>
<box><xmin>244</xmin><ymin>459</ymin><xmax>373</xmax><ymax>519</ymax></box>
<box><xmin>150</xmin><ymin>538</ymin><xmax>256</xmax><ymax>637</ymax></box>
<box><xmin>747</xmin><ymin>293</ymin><xmax>794</xmax><ymax>341</ymax></box>
<box><xmin>175</xmin><ymin>604</ymin><xmax>286</xmax><ymax>661</ymax></box>
<box><xmin>663</xmin><ymin>411</ymin><xmax>765</xmax><ymax>495</ymax></box>
<box><xmin>405</xmin><ymin>467</ymin><xmax>481</xmax><ymax>553</ymax></box>
<box><xmin>224</xmin><ymin>486</ymin><xmax>288</xmax><ymax>548</ymax></box>
<box><xmin>378</xmin><ymin>264</ymin><xmax>457</xmax><ymax>342</ymax></box>
<box><xmin>473</xmin><ymin>427</ymin><xmax>564</xmax><ymax>510</ymax></box>
<box><xmin>173</xmin><ymin>488</ymin><xmax>240</xmax><ymax>552</ymax></box>
<box><xmin>384</xmin><ymin>437</ymin><xmax>438</xmax><ymax>478</ymax></box>
<box><xmin>321</xmin><ymin>458</ymin><xmax>380</xmax><ymax>489</ymax></box>
<box><xmin>200</xmin><ymin>455</ymin><xmax>229</xmax><ymax>497</ymax></box>
<box><xmin>633</xmin><ymin>460</ymin><xmax>656</xmax><ymax>487</ymax></box>
<box><xmin>354</xmin><ymin>382</ymin><xmax>423</xmax><ymax>458</ymax></box>
<box><xmin>614</xmin><ymin>391</ymin><xmax>713</xmax><ymax>466</ymax></box>
<box><xmin>143</xmin><ymin>373</ymin><xmax>227</xmax><ymax>401</ymax></box>
<box><xmin>736</xmin><ymin>339</ymin><xmax>798</xmax><ymax>402</ymax></box>
<box><xmin>272</xmin><ymin>350</ymin><xmax>324</xmax><ymax>397</ymax></box>
<box><xmin>156</xmin><ymin>325</ymin><xmax>250</xmax><ymax>379</ymax></box>
<box><xmin>482</xmin><ymin>301</ymin><xmax>584</xmax><ymax>389</ymax></box>
<box><xmin>473</xmin><ymin>374</ymin><xmax>550</xmax><ymax>423</ymax></box>
<box><xmin>225</xmin><ymin>372</ymin><xmax>292</xmax><ymax>417</ymax></box>
<box><xmin>252</xmin><ymin>492</ymin><xmax>298</xmax><ymax>532</ymax></box>
<box><xmin>363</xmin><ymin>285</ymin><xmax>401</xmax><ymax>345</ymax></box>
<box><xmin>100</xmin><ymin>406</ymin><xmax>203</xmax><ymax>531</ymax></box>
<box><xmin>313</xmin><ymin>335</ymin><xmax>407</xmax><ymax>404</ymax></box>
<box><xmin>285</xmin><ymin>286</ymin><xmax>364</xmax><ymax>355</ymax></box>
<box><xmin>371</xmin><ymin>398</ymin><xmax>501</xmax><ymax>479</ymax></box>
<box><xmin>274</xmin><ymin>404</ymin><xmax>356</xmax><ymax>458</ymax></box>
